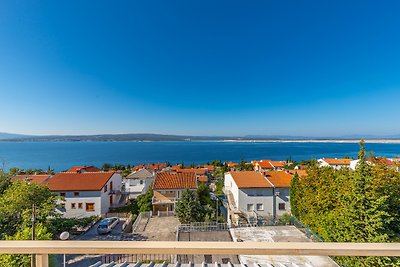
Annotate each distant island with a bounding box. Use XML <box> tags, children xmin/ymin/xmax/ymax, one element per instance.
<box><xmin>2</xmin><ymin>132</ymin><xmax>400</xmax><ymax>143</ymax></box>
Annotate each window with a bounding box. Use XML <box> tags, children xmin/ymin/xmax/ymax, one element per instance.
<box><xmin>247</xmin><ymin>204</ymin><xmax>254</xmax><ymax>212</ymax></box>
<box><xmin>78</xmin><ymin>203</ymin><xmax>83</xmax><ymax>209</ymax></box>
<box><xmin>86</xmin><ymin>203</ymin><xmax>95</xmax><ymax>211</ymax></box>
<box><xmin>71</xmin><ymin>203</ymin><xmax>76</xmax><ymax>209</ymax></box>
<box><xmin>256</xmin><ymin>204</ymin><xmax>264</xmax><ymax>211</ymax></box>
<box><xmin>110</xmin><ymin>181</ymin><xmax>113</xmax><ymax>191</ymax></box>
<box><xmin>278</xmin><ymin>203</ymin><xmax>286</xmax><ymax>210</ymax></box>
<box><xmin>74</xmin><ymin>192</ymin><xmax>80</xmax><ymax>197</ymax></box>
<box><xmin>140</xmin><ymin>180</ymin><xmax>144</xmax><ymax>185</ymax></box>
<box><xmin>60</xmin><ymin>192</ymin><xmax>66</xmax><ymax>197</ymax></box>
<box><xmin>104</xmin><ymin>185</ymin><xmax>108</xmax><ymax>193</ymax></box>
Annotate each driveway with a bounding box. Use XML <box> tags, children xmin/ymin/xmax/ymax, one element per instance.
<box><xmin>57</xmin><ymin>219</ymin><xmax>127</xmax><ymax>266</ymax></box>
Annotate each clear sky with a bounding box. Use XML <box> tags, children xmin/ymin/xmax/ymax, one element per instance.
<box><xmin>1</xmin><ymin>1</ymin><xmax>400</xmax><ymax>137</ymax></box>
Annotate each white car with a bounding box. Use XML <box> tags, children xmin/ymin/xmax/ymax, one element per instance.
<box><xmin>97</xmin><ymin>217</ymin><xmax>119</xmax><ymax>234</ymax></box>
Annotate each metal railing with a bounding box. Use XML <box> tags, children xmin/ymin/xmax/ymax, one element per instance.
<box><xmin>1</xmin><ymin>241</ymin><xmax>400</xmax><ymax>267</ymax></box>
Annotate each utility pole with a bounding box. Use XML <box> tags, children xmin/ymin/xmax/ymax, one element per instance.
<box><xmin>215</xmin><ymin>197</ymin><xmax>219</xmax><ymax>224</ymax></box>
<box><xmin>31</xmin><ymin>204</ymin><xmax>36</xmax><ymax>267</ymax></box>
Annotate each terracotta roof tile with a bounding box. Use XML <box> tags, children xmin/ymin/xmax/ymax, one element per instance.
<box><xmin>269</xmin><ymin>161</ymin><xmax>286</xmax><ymax>168</ymax></box>
<box><xmin>229</xmin><ymin>171</ymin><xmax>273</xmax><ymax>188</ymax></box>
<box><xmin>153</xmin><ymin>172</ymin><xmax>197</xmax><ymax>190</ymax></box>
<box><xmin>197</xmin><ymin>175</ymin><xmax>208</xmax><ymax>183</ymax></box>
<box><xmin>11</xmin><ymin>174</ymin><xmax>51</xmax><ymax>185</ymax></box>
<box><xmin>45</xmin><ymin>171</ymin><xmax>115</xmax><ymax>191</ymax></box>
<box><xmin>257</xmin><ymin>160</ymin><xmax>274</xmax><ymax>169</ymax></box>
<box><xmin>265</xmin><ymin>171</ymin><xmax>293</xmax><ymax>187</ymax></box>
<box><xmin>177</xmin><ymin>168</ymin><xmax>207</xmax><ymax>175</ymax></box>
<box><xmin>321</xmin><ymin>158</ymin><xmax>352</xmax><ymax>165</ymax></box>
<box><xmin>67</xmin><ymin>166</ymin><xmax>101</xmax><ymax>172</ymax></box>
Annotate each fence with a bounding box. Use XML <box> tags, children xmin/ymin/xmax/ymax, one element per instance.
<box><xmin>132</xmin><ymin>211</ymin><xmax>152</xmax><ymax>233</ymax></box>
<box><xmin>178</xmin><ymin>222</ymin><xmax>230</xmax><ymax>232</ymax></box>
<box><xmin>157</xmin><ymin>211</ymin><xmax>174</xmax><ymax>217</ymax></box>
<box><xmin>102</xmin><ymin>253</ymin><xmax>174</xmax><ymax>264</ymax></box>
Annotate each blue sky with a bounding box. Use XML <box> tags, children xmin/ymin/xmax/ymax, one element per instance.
<box><xmin>1</xmin><ymin>1</ymin><xmax>400</xmax><ymax>136</ymax></box>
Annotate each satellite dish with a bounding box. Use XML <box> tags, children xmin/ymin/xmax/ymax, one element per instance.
<box><xmin>60</xmin><ymin>231</ymin><xmax>70</xmax><ymax>240</ymax></box>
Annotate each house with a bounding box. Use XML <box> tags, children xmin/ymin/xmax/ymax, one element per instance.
<box><xmin>254</xmin><ymin>160</ymin><xmax>274</xmax><ymax>172</ymax></box>
<box><xmin>269</xmin><ymin>161</ymin><xmax>286</xmax><ymax>170</ymax></box>
<box><xmin>11</xmin><ymin>174</ymin><xmax>51</xmax><ymax>185</ymax></box>
<box><xmin>152</xmin><ymin>172</ymin><xmax>197</xmax><ymax>214</ymax></box>
<box><xmin>124</xmin><ymin>168</ymin><xmax>154</xmax><ymax>199</ymax></box>
<box><xmin>264</xmin><ymin>171</ymin><xmax>293</xmax><ymax>216</ymax></box>
<box><xmin>67</xmin><ymin>166</ymin><xmax>101</xmax><ymax>173</ymax></box>
<box><xmin>44</xmin><ymin>171</ymin><xmax>123</xmax><ymax>218</ymax></box>
<box><xmin>318</xmin><ymin>158</ymin><xmax>352</xmax><ymax>170</ymax></box>
<box><xmin>350</xmin><ymin>157</ymin><xmax>397</xmax><ymax>171</ymax></box>
<box><xmin>224</xmin><ymin>171</ymin><xmax>274</xmax><ymax>219</ymax></box>
<box><xmin>224</xmin><ymin>171</ymin><xmax>295</xmax><ymax>224</ymax></box>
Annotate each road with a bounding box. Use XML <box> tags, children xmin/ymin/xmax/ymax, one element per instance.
<box><xmin>56</xmin><ymin>218</ymin><xmax>128</xmax><ymax>267</ymax></box>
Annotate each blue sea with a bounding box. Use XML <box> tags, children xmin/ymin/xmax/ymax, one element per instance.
<box><xmin>0</xmin><ymin>141</ymin><xmax>399</xmax><ymax>171</ymax></box>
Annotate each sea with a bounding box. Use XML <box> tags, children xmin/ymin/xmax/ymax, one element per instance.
<box><xmin>0</xmin><ymin>141</ymin><xmax>399</xmax><ymax>171</ymax></box>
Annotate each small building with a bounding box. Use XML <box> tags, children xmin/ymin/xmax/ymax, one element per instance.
<box><xmin>224</xmin><ymin>171</ymin><xmax>274</xmax><ymax>219</ymax></box>
<box><xmin>124</xmin><ymin>168</ymin><xmax>154</xmax><ymax>199</ymax></box>
<box><xmin>254</xmin><ymin>160</ymin><xmax>274</xmax><ymax>172</ymax></box>
<box><xmin>264</xmin><ymin>171</ymin><xmax>294</xmax><ymax>216</ymax></box>
<box><xmin>67</xmin><ymin>166</ymin><xmax>101</xmax><ymax>173</ymax></box>
<box><xmin>11</xmin><ymin>174</ymin><xmax>51</xmax><ymax>185</ymax></box>
<box><xmin>318</xmin><ymin>158</ymin><xmax>352</xmax><ymax>170</ymax></box>
<box><xmin>152</xmin><ymin>172</ymin><xmax>197</xmax><ymax>214</ymax></box>
<box><xmin>44</xmin><ymin>171</ymin><xmax>123</xmax><ymax>218</ymax></box>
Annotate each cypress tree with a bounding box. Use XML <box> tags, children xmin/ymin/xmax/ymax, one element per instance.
<box><xmin>289</xmin><ymin>173</ymin><xmax>300</xmax><ymax>218</ymax></box>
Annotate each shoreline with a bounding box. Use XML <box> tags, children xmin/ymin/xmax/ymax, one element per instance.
<box><xmin>222</xmin><ymin>139</ymin><xmax>400</xmax><ymax>144</ymax></box>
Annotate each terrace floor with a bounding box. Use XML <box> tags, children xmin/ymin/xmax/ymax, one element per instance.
<box><xmin>230</xmin><ymin>225</ymin><xmax>339</xmax><ymax>267</ymax></box>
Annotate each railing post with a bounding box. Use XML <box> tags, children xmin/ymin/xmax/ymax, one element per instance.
<box><xmin>35</xmin><ymin>254</ymin><xmax>49</xmax><ymax>267</ymax></box>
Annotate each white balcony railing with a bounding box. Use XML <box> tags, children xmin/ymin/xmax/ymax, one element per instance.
<box><xmin>1</xmin><ymin>241</ymin><xmax>400</xmax><ymax>267</ymax></box>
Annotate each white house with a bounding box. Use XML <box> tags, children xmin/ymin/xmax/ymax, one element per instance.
<box><xmin>224</xmin><ymin>171</ymin><xmax>274</xmax><ymax>218</ymax></box>
<box><xmin>224</xmin><ymin>171</ymin><xmax>294</xmax><ymax>224</ymax></box>
<box><xmin>124</xmin><ymin>168</ymin><xmax>154</xmax><ymax>199</ymax></box>
<box><xmin>318</xmin><ymin>158</ymin><xmax>352</xmax><ymax>170</ymax></box>
<box><xmin>45</xmin><ymin>171</ymin><xmax>123</xmax><ymax>218</ymax></box>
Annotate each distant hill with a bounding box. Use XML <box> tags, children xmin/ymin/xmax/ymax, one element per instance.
<box><xmin>0</xmin><ymin>132</ymin><xmax>32</xmax><ymax>140</ymax></box>
<box><xmin>1</xmin><ymin>133</ymin><xmax>237</xmax><ymax>142</ymax></box>
<box><xmin>2</xmin><ymin>132</ymin><xmax>400</xmax><ymax>142</ymax></box>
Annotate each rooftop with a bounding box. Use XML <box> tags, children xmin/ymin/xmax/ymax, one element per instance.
<box><xmin>153</xmin><ymin>172</ymin><xmax>197</xmax><ymax>190</ymax></box>
<box><xmin>229</xmin><ymin>171</ymin><xmax>273</xmax><ymax>188</ymax></box>
<box><xmin>11</xmin><ymin>174</ymin><xmax>51</xmax><ymax>185</ymax></box>
<box><xmin>265</xmin><ymin>171</ymin><xmax>293</xmax><ymax>188</ymax></box>
<box><xmin>44</xmin><ymin>171</ymin><xmax>115</xmax><ymax>191</ymax></box>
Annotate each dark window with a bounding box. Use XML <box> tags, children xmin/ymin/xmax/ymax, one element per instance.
<box><xmin>71</xmin><ymin>203</ymin><xmax>76</xmax><ymax>209</ymax></box>
<box><xmin>278</xmin><ymin>203</ymin><xmax>286</xmax><ymax>210</ymax></box>
<box><xmin>78</xmin><ymin>203</ymin><xmax>83</xmax><ymax>209</ymax></box>
<box><xmin>74</xmin><ymin>192</ymin><xmax>80</xmax><ymax>196</ymax></box>
<box><xmin>104</xmin><ymin>185</ymin><xmax>108</xmax><ymax>193</ymax></box>
<box><xmin>86</xmin><ymin>203</ymin><xmax>95</xmax><ymax>211</ymax></box>
<box><xmin>60</xmin><ymin>192</ymin><xmax>66</xmax><ymax>197</ymax></box>
<box><xmin>110</xmin><ymin>181</ymin><xmax>113</xmax><ymax>191</ymax></box>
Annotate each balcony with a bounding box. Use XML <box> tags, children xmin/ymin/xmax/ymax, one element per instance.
<box><xmin>1</xmin><ymin>241</ymin><xmax>400</xmax><ymax>267</ymax></box>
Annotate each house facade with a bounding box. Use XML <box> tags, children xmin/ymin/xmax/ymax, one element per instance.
<box><xmin>152</xmin><ymin>172</ymin><xmax>197</xmax><ymax>214</ymax></box>
<box><xmin>45</xmin><ymin>171</ymin><xmax>123</xmax><ymax>218</ymax></box>
<box><xmin>124</xmin><ymin>168</ymin><xmax>154</xmax><ymax>199</ymax></box>
<box><xmin>224</xmin><ymin>171</ymin><xmax>294</xmax><ymax>224</ymax></box>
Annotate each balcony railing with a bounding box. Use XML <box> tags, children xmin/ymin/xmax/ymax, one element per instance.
<box><xmin>1</xmin><ymin>241</ymin><xmax>400</xmax><ymax>267</ymax></box>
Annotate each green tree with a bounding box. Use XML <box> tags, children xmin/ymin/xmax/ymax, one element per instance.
<box><xmin>289</xmin><ymin>173</ymin><xmax>299</xmax><ymax>218</ymax></box>
<box><xmin>0</xmin><ymin>171</ymin><xmax>11</xmax><ymax>195</ymax></box>
<box><xmin>175</xmin><ymin>189</ymin><xmax>204</xmax><ymax>223</ymax></box>
<box><xmin>137</xmin><ymin>187</ymin><xmax>153</xmax><ymax>213</ymax></box>
<box><xmin>197</xmin><ymin>182</ymin><xmax>212</xmax><ymax>206</ymax></box>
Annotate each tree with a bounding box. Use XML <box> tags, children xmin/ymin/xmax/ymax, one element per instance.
<box><xmin>289</xmin><ymin>173</ymin><xmax>299</xmax><ymax>218</ymax></box>
<box><xmin>0</xmin><ymin>171</ymin><xmax>10</xmax><ymax>195</ymax></box>
<box><xmin>175</xmin><ymin>189</ymin><xmax>204</xmax><ymax>223</ymax></box>
<box><xmin>137</xmin><ymin>187</ymin><xmax>153</xmax><ymax>213</ymax></box>
<box><xmin>0</xmin><ymin>181</ymin><xmax>58</xmax><ymax>267</ymax></box>
<box><xmin>197</xmin><ymin>182</ymin><xmax>212</xmax><ymax>206</ymax></box>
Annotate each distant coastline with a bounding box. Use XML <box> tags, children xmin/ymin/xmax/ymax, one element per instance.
<box><xmin>223</xmin><ymin>139</ymin><xmax>400</xmax><ymax>144</ymax></box>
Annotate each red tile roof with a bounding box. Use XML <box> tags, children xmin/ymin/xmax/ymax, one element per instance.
<box><xmin>265</xmin><ymin>171</ymin><xmax>293</xmax><ymax>188</ymax></box>
<box><xmin>197</xmin><ymin>175</ymin><xmax>208</xmax><ymax>183</ymax></box>
<box><xmin>288</xmin><ymin>169</ymin><xmax>308</xmax><ymax>177</ymax></box>
<box><xmin>177</xmin><ymin>168</ymin><xmax>207</xmax><ymax>175</ymax></box>
<box><xmin>229</xmin><ymin>171</ymin><xmax>273</xmax><ymax>188</ymax></box>
<box><xmin>45</xmin><ymin>171</ymin><xmax>115</xmax><ymax>191</ymax></box>
<box><xmin>321</xmin><ymin>158</ymin><xmax>351</xmax><ymax>165</ymax></box>
<box><xmin>269</xmin><ymin>161</ymin><xmax>286</xmax><ymax>168</ymax></box>
<box><xmin>202</xmin><ymin>165</ymin><xmax>215</xmax><ymax>171</ymax></box>
<box><xmin>257</xmin><ymin>160</ymin><xmax>274</xmax><ymax>169</ymax></box>
<box><xmin>11</xmin><ymin>174</ymin><xmax>51</xmax><ymax>185</ymax></box>
<box><xmin>67</xmin><ymin>166</ymin><xmax>101</xmax><ymax>173</ymax></box>
<box><xmin>153</xmin><ymin>172</ymin><xmax>197</xmax><ymax>190</ymax></box>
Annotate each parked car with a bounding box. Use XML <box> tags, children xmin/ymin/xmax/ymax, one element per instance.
<box><xmin>97</xmin><ymin>217</ymin><xmax>119</xmax><ymax>234</ymax></box>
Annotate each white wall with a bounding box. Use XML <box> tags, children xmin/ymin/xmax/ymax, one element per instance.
<box><xmin>124</xmin><ymin>177</ymin><xmax>154</xmax><ymax>199</ymax></box>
